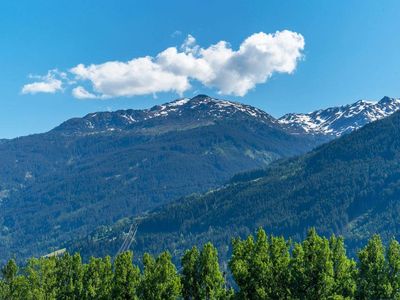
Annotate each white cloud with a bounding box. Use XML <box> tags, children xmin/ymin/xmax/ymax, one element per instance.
<box><xmin>180</xmin><ymin>34</ymin><xmax>199</xmax><ymax>54</ymax></box>
<box><xmin>156</xmin><ymin>30</ymin><xmax>305</xmax><ymax>96</ymax></box>
<box><xmin>156</xmin><ymin>47</ymin><xmax>211</xmax><ymax>82</ymax></box>
<box><xmin>70</xmin><ymin>57</ymin><xmax>190</xmax><ymax>98</ymax></box>
<box><xmin>21</xmin><ymin>70</ymin><xmax>64</xmax><ymax>94</ymax></box>
<box><xmin>71</xmin><ymin>86</ymin><xmax>98</xmax><ymax>99</ymax></box>
<box><xmin>22</xmin><ymin>30</ymin><xmax>305</xmax><ymax>99</ymax></box>
<box><xmin>202</xmin><ymin>30</ymin><xmax>305</xmax><ymax>96</ymax></box>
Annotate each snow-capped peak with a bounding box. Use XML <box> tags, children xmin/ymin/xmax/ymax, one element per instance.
<box><xmin>278</xmin><ymin>96</ymin><xmax>400</xmax><ymax>136</ymax></box>
<box><xmin>54</xmin><ymin>95</ymin><xmax>276</xmax><ymax>135</ymax></box>
<box><xmin>54</xmin><ymin>94</ymin><xmax>400</xmax><ymax>138</ymax></box>
<box><xmin>142</xmin><ymin>94</ymin><xmax>275</xmax><ymax>123</ymax></box>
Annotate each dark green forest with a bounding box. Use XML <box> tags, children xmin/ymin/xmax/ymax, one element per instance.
<box><xmin>0</xmin><ymin>96</ymin><xmax>322</xmax><ymax>261</ymax></box>
<box><xmin>3</xmin><ymin>229</ymin><xmax>400</xmax><ymax>299</ymax></box>
<box><xmin>69</xmin><ymin>110</ymin><xmax>400</xmax><ymax>263</ymax></box>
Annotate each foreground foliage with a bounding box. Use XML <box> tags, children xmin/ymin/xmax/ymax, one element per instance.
<box><xmin>2</xmin><ymin>229</ymin><xmax>400</xmax><ymax>299</ymax></box>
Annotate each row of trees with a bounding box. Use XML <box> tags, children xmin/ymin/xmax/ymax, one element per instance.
<box><xmin>2</xmin><ymin>228</ymin><xmax>400</xmax><ymax>299</ymax></box>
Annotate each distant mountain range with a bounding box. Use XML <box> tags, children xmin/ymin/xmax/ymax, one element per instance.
<box><xmin>53</xmin><ymin>95</ymin><xmax>276</xmax><ymax>135</ymax></box>
<box><xmin>55</xmin><ymin>95</ymin><xmax>400</xmax><ymax>138</ymax></box>
<box><xmin>0</xmin><ymin>95</ymin><xmax>318</xmax><ymax>260</ymax></box>
<box><xmin>1</xmin><ymin>94</ymin><xmax>399</xmax><ymax>261</ymax></box>
<box><xmin>71</xmin><ymin>106</ymin><xmax>400</xmax><ymax>262</ymax></box>
<box><xmin>279</xmin><ymin>96</ymin><xmax>400</xmax><ymax>136</ymax></box>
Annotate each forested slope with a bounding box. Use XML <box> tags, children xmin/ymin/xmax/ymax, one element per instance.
<box><xmin>71</xmin><ymin>110</ymin><xmax>400</xmax><ymax>261</ymax></box>
<box><xmin>0</xmin><ymin>95</ymin><xmax>321</xmax><ymax>260</ymax></box>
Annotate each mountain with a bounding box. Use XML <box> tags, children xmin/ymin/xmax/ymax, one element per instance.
<box><xmin>0</xmin><ymin>95</ymin><xmax>320</xmax><ymax>260</ymax></box>
<box><xmin>3</xmin><ymin>94</ymin><xmax>400</xmax><ymax>261</ymax></box>
<box><xmin>70</xmin><ymin>109</ymin><xmax>400</xmax><ymax>262</ymax></box>
<box><xmin>279</xmin><ymin>96</ymin><xmax>400</xmax><ymax>136</ymax></box>
<box><xmin>53</xmin><ymin>95</ymin><xmax>276</xmax><ymax>135</ymax></box>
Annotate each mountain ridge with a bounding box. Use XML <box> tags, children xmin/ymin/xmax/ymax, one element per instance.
<box><xmin>0</xmin><ymin>95</ymin><xmax>319</xmax><ymax>261</ymax></box>
<box><xmin>2</xmin><ymin>93</ymin><xmax>400</xmax><ymax>261</ymax></box>
<box><xmin>279</xmin><ymin>96</ymin><xmax>400</xmax><ymax>136</ymax></box>
<box><xmin>52</xmin><ymin>95</ymin><xmax>277</xmax><ymax>136</ymax></box>
<box><xmin>69</xmin><ymin>109</ymin><xmax>400</xmax><ymax>262</ymax></box>
<box><xmin>52</xmin><ymin>94</ymin><xmax>400</xmax><ymax>138</ymax></box>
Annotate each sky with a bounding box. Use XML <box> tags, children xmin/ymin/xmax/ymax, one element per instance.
<box><xmin>1</xmin><ymin>1</ymin><xmax>400</xmax><ymax>138</ymax></box>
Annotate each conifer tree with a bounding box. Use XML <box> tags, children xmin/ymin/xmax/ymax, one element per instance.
<box><xmin>182</xmin><ymin>243</ymin><xmax>229</xmax><ymax>300</ymax></box>
<box><xmin>112</xmin><ymin>251</ymin><xmax>140</xmax><ymax>300</ymax></box>
<box><xmin>0</xmin><ymin>258</ymin><xmax>29</xmax><ymax>299</ymax></box>
<box><xmin>198</xmin><ymin>243</ymin><xmax>226</xmax><ymax>300</ymax></box>
<box><xmin>182</xmin><ymin>246</ymin><xmax>200</xmax><ymax>300</ymax></box>
<box><xmin>83</xmin><ymin>256</ymin><xmax>113</xmax><ymax>300</ymax></box>
<box><xmin>1</xmin><ymin>259</ymin><xmax>18</xmax><ymax>298</ymax></box>
<box><xmin>139</xmin><ymin>251</ymin><xmax>181</xmax><ymax>300</ymax></box>
<box><xmin>290</xmin><ymin>228</ymin><xmax>334</xmax><ymax>300</ymax></box>
<box><xmin>387</xmin><ymin>239</ymin><xmax>400</xmax><ymax>299</ymax></box>
<box><xmin>357</xmin><ymin>234</ymin><xmax>392</xmax><ymax>299</ymax></box>
<box><xmin>229</xmin><ymin>228</ymin><xmax>271</xmax><ymax>299</ymax></box>
<box><xmin>268</xmin><ymin>235</ymin><xmax>291</xmax><ymax>299</ymax></box>
<box><xmin>24</xmin><ymin>257</ymin><xmax>57</xmax><ymax>300</ymax></box>
<box><xmin>329</xmin><ymin>235</ymin><xmax>357</xmax><ymax>299</ymax></box>
<box><xmin>55</xmin><ymin>253</ymin><xmax>84</xmax><ymax>299</ymax></box>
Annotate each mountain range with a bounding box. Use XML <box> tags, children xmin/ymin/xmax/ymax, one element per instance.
<box><xmin>1</xmin><ymin>94</ymin><xmax>399</xmax><ymax>261</ymax></box>
<box><xmin>0</xmin><ymin>95</ymin><xmax>317</xmax><ymax>260</ymax></box>
<box><xmin>279</xmin><ymin>96</ymin><xmax>400</xmax><ymax>136</ymax></box>
<box><xmin>70</xmin><ymin>105</ymin><xmax>400</xmax><ymax>263</ymax></box>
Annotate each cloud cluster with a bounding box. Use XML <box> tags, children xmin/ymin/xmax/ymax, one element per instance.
<box><xmin>22</xmin><ymin>30</ymin><xmax>305</xmax><ymax>99</ymax></box>
<box><xmin>21</xmin><ymin>70</ymin><xmax>64</xmax><ymax>94</ymax></box>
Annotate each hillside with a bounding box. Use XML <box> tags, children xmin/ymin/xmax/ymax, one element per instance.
<box><xmin>71</xmin><ymin>109</ymin><xmax>400</xmax><ymax>261</ymax></box>
<box><xmin>0</xmin><ymin>95</ymin><xmax>320</xmax><ymax>260</ymax></box>
<box><xmin>3</xmin><ymin>94</ymin><xmax>400</xmax><ymax>261</ymax></box>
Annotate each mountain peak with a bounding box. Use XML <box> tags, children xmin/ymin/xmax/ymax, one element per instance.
<box><xmin>191</xmin><ymin>94</ymin><xmax>211</xmax><ymax>100</ymax></box>
<box><xmin>379</xmin><ymin>96</ymin><xmax>399</xmax><ymax>104</ymax></box>
<box><xmin>53</xmin><ymin>94</ymin><xmax>400</xmax><ymax>138</ymax></box>
<box><xmin>53</xmin><ymin>95</ymin><xmax>276</xmax><ymax>135</ymax></box>
<box><xmin>354</xmin><ymin>99</ymin><xmax>375</xmax><ymax>105</ymax></box>
<box><xmin>279</xmin><ymin>96</ymin><xmax>400</xmax><ymax>136</ymax></box>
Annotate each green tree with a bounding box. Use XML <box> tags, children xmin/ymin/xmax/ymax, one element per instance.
<box><xmin>357</xmin><ymin>234</ymin><xmax>392</xmax><ymax>299</ymax></box>
<box><xmin>268</xmin><ymin>235</ymin><xmax>291</xmax><ymax>299</ymax></box>
<box><xmin>290</xmin><ymin>228</ymin><xmax>334</xmax><ymax>300</ymax></box>
<box><xmin>83</xmin><ymin>256</ymin><xmax>113</xmax><ymax>300</ymax></box>
<box><xmin>229</xmin><ymin>228</ymin><xmax>271</xmax><ymax>299</ymax></box>
<box><xmin>387</xmin><ymin>239</ymin><xmax>400</xmax><ymax>299</ymax></box>
<box><xmin>139</xmin><ymin>251</ymin><xmax>181</xmax><ymax>300</ymax></box>
<box><xmin>230</xmin><ymin>228</ymin><xmax>291</xmax><ymax>299</ymax></box>
<box><xmin>182</xmin><ymin>243</ymin><xmax>229</xmax><ymax>300</ymax></box>
<box><xmin>55</xmin><ymin>253</ymin><xmax>84</xmax><ymax>299</ymax></box>
<box><xmin>182</xmin><ymin>246</ymin><xmax>200</xmax><ymax>300</ymax></box>
<box><xmin>0</xmin><ymin>278</ymin><xmax>6</xmax><ymax>300</ymax></box>
<box><xmin>112</xmin><ymin>251</ymin><xmax>140</xmax><ymax>300</ymax></box>
<box><xmin>24</xmin><ymin>257</ymin><xmax>57</xmax><ymax>300</ymax></box>
<box><xmin>1</xmin><ymin>259</ymin><xmax>18</xmax><ymax>298</ymax></box>
<box><xmin>0</xmin><ymin>259</ymin><xmax>29</xmax><ymax>299</ymax></box>
<box><xmin>329</xmin><ymin>235</ymin><xmax>356</xmax><ymax>299</ymax></box>
<box><xmin>198</xmin><ymin>243</ymin><xmax>226</xmax><ymax>299</ymax></box>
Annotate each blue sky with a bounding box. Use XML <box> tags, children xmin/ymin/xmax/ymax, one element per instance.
<box><xmin>1</xmin><ymin>1</ymin><xmax>400</xmax><ymax>138</ymax></box>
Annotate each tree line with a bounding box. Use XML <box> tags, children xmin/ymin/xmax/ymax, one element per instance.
<box><xmin>2</xmin><ymin>228</ymin><xmax>400</xmax><ymax>299</ymax></box>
